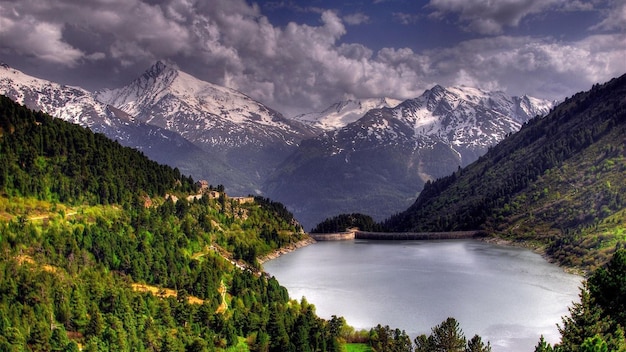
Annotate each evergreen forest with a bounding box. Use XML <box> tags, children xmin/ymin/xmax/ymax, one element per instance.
<box><xmin>379</xmin><ymin>73</ymin><xmax>626</xmax><ymax>272</ymax></box>
<box><xmin>2</xmin><ymin>72</ymin><xmax>626</xmax><ymax>352</ymax></box>
<box><xmin>310</xmin><ymin>213</ymin><xmax>382</xmax><ymax>234</ymax></box>
<box><xmin>0</xmin><ymin>95</ymin><xmax>338</xmax><ymax>351</ymax></box>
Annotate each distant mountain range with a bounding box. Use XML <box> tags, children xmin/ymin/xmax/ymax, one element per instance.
<box><xmin>0</xmin><ymin>62</ymin><xmax>240</xmax><ymax>190</ymax></box>
<box><xmin>0</xmin><ymin>61</ymin><xmax>553</xmax><ymax>229</ymax></box>
<box><xmin>263</xmin><ymin>84</ymin><xmax>553</xmax><ymax>228</ymax></box>
<box><xmin>383</xmin><ymin>73</ymin><xmax>626</xmax><ymax>270</ymax></box>
<box><xmin>293</xmin><ymin>97</ymin><xmax>402</xmax><ymax>131</ymax></box>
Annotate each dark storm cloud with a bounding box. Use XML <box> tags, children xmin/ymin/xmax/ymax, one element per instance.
<box><xmin>0</xmin><ymin>0</ymin><xmax>624</xmax><ymax>116</ymax></box>
<box><xmin>427</xmin><ymin>0</ymin><xmax>562</xmax><ymax>34</ymax></box>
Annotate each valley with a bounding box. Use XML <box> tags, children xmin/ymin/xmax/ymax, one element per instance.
<box><xmin>1</xmin><ymin>65</ymin><xmax>625</xmax><ymax>352</ymax></box>
<box><xmin>1</xmin><ymin>0</ymin><xmax>625</xmax><ymax>351</ymax></box>
<box><xmin>1</xmin><ymin>62</ymin><xmax>553</xmax><ymax>229</ymax></box>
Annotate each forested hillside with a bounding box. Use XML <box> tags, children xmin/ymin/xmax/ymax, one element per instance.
<box><xmin>310</xmin><ymin>213</ymin><xmax>383</xmax><ymax>233</ymax></box>
<box><xmin>383</xmin><ymin>74</ymin><xmax>626</xmax><ymax>271</ymax></box>
<box><xmin>0</xmin><ymin>95</ymin><xmax>341</xmax><ymax>351</ymax></box>
<box><xmin>0</xmin><ymin>95</ymin><xmax>197</xmax><ymax>205</ymax></box>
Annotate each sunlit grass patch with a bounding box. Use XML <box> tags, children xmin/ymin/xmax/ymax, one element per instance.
<box><xmin>343</xmin><ymin>343</ymin><xmax>373</xmax><ymax>352</ymax></box>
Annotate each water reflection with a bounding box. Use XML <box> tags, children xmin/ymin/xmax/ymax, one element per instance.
<box><xmin>263</xmin><ymin>239</ymin><xmax>581</xmax><ymax>352</ymax></box>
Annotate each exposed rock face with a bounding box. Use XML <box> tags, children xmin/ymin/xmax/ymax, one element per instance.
<box><xmin>95</xmin><ymin>61</ymin><xmax>321</xmax><ymax>195</ymax></box>
<box><xmin>264</xmin><ymin>85</ymin><xmax>553</xmax><ymax>229</ymax></box>
<box><xmin>257</xmin><ymin>237</ymin><xmax>316</xmax><ymax>264</ymax></box>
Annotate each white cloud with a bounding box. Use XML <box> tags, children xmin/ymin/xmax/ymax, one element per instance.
<box><xmin>0</xmin><ymin>0</ymin><xmax>623</xmax><ymax>116</ymax></box>
<box><xmin>343</xmin><ymin>12</ymin><xmax>370</xmax><ymax>25</ymax></box>
<box><xmin>415</xmin><ymin>34</ymin><xmax>626</xmax><ymax>100</ymax></box>
<box><xmin>427</xmin><ymin>0</ymin><xmax>561</xmax><ymax>34</ymax></box>
<box><xmin>0</xmin><ymin>13</ymin><xmax>84</xmax><ymax>66</ymax></box>
<box><xmin>393</xmin><ymin>12</ymin><xmax>421</xmax><ymax>25</ymax></box>
<box><xmin>591</xmin><ymin>0</ymin><xmax>626</xmax><ymax>31</ymax></box>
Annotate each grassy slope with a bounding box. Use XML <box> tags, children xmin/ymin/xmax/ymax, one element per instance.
<box><xmin>384</xmin><ymin>74</ymin><xmax>626</xmax><ymax>272</ymax></box>
<box><xmin>0</xmin><ymin>95</ymin><xmax>325</xmax><ymax>350</ymax></box>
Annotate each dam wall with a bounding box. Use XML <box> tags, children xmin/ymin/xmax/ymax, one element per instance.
<box><xmin>355</xmin><ymin>230</ymin><xmax>481</xmax><ymax>240</ymax></box>
<box><xmin>309</xmin><ymin>230</ymin><xmax>482</xmax><ymax>241</ymax></box>
<box><xmin>308</xmin><ymin>232</ymin><xmax>356</xmax><ymax>241</ymax></box>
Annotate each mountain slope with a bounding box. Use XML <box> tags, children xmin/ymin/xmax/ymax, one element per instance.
<box><xmin>0</xmin><ymin>96</ymin><xmax>339</xmax><ymax>351</ymax></box>
<box><xmin>96</xmin><ymin>61</ymin><xmax>320</xmax><ymax>194</ymax></box>
<box><xmin>383</xmin><ymin>74</ymin><xmax>626</xmax><ymax>270</ymax></box>
<box><xmin>293</xmin><ymin>97</ymin><xmax>402</xmax><ymax>131</ymax></box>
<box><xmin>96</xmin><ymin>61</ymin><xmax>318</xmax><ymax>145</ymax></box>
<box><xmin>0</xmin><ymin>63</ymin><xmax>242</xmax><ymax>189</ymax></box>
<box><xmin>265</xmin><ymin>85</ymin><xmax>552</xmax><ymax>230</ymax></box>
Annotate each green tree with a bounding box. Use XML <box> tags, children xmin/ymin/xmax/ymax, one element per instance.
<box><xmin>3</xmin><ymin>327</ymin><xmax>25</xmax><ymax>352</ymax></box>
<box><xmin>267</xmin><ymin>305</ymin><xmax>290</xmax><ymax>352</ymax></box>
<box><xmin>50</xmin><ymin>326</ymin><xmax>70</xmax><ymax>351</ymax></box>
<box><xmin>466</xmin><ymin>335</ymin><xmax>491</xmax><ymax>352</ymax></box>
<box><xmin>558</xmin><ymin>282</ymin><xmax>607</xmax><ymax>350</ymax></box>
<box><xmin>69</xmin><ymin>287</ymin><xmax>89</xmax><ymax>330</ymax></box>
<box><xmin>63</xmin><ymin>341</ymin><xmax>81</xmax><ymax>352</ymax></box>
<box><xmin>369</xmin><ymin>324</ymin><xmax>412</xmax><ymax>352</ymax></box>
<box><xmin>415</xmin><ymin>317</ymin><xmax>466</xmax><ymax>352</ymax></box>
<box><xmin>580</xmin><ymin>335</ymin><xmax>608</xmax><ymax>352</ymax></box>
<box><xmin>588</xmin><ymin>249</ymin><xmax>626</xmax><ymax>327</ymax></box>
<box><xmin>85</xmin><ymin>304</ymin><xmax>104</xmax><ymax>338</ymax></box>
<box><xmin>534</xmin><ymin>336</ymin><xmax>553</xmax><ymax>352</ymax></box>
<box><xmin>29</xmin><ymin>319</ymin><xmax>52</xmax><ymax>352</ymax></box>
<box><xmin>429</xmin><ymin>317</ymin><xmax>466</xmax><ymax>352</ymax></box>
<box><xmin>556</xmin><ymin>249</ymin><xmax>626</xmax><ymax>351</ymax></box>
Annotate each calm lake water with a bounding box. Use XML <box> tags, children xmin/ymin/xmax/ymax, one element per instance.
<box><xmin>263</xmin><ymin>239</ymin><xmax>582</xmax><ymax>352</ymax></box>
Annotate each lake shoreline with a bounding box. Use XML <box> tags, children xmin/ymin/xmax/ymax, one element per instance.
<box><xmin>261</xmin><ymin>232</ymin><xmax>584</xmax><ymax>277</ymax></box>
<box><xmin>479</xmin><ymin>235</ymin><xmax>585</xmax><ymax>276</ymax></box>
<box><xmin>258</xmin><ymin>236</ymin><xmax>317</xmax><ymax>264</ymax></box>
<box><xmin>263</xmin><ymin>239</ymin><xmax>583</xmax><ymax>352</ymax></box>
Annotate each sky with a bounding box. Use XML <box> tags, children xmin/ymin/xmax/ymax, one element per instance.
<box><xmin>0</xmin><ymin>0</ymin><xmax>625</xmax><ymax>116</ymax></box>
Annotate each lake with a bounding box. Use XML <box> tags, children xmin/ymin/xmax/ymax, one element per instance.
<box><xmin>263</xmin><ymin>239</ymin><xmax>582</xmax><ymax>352</ymax></box>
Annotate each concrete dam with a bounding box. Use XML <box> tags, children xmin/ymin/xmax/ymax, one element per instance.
<box><xmin>309</xmin><ymin>230</ymin><xmax>483</xmax><ymax>241</ymax></box>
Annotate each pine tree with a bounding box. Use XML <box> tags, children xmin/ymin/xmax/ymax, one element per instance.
<box><xmin>588</xmin><ymin>249</ymin><xmax>626</xmax><ymax>327</ymax></box>
<box><xmin>466</xmin><ymin>334</ymin><xmax>491</xmax><ymax>352</ymax></box>
<box><xmin>429</xmin><ymin>317</ymin><xmax>466</xmax><ymax>352</ymax></box>
<box><xmin>557</xmin><ymin>283</ymin><xmax>607</xmax><ymax>350</ymax></box>
<box><xmin>534</xmin><ymin>335</ymin><xmax>553</xmax><ymax>352</ymax></box>
<box><xmin>580</xmin><ymin>335</ymin><xmax>609</xmax><ymax>352</ymax></box>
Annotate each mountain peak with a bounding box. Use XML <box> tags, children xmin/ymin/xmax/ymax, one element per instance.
<box><xmin>293</xmin><ymin>97</ymin><xmax>402</xmax><ymax>131</ymax></box>
<box><xmin>95</xmin><ymin>60</ymin><xmax>318</xmax><ymax>150</ymax></box>
<box><xmin>142</xmin><ymin>60</ymin><xmax>176</xmax><ymax>80</ymax></box>
<box><xmin>428</xmin><ymin>84</ymin><xmax>447</xmax><ymax>94</ymax></box>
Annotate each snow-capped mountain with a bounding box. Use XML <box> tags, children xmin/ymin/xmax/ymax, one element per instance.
<box><xmin>95</xmin><ymin>61</ymin><xmax>320</xmax><ymax>194</ymax></box>
<box><xmin>1</xmin><ymin>61</ymin><xmax>555</xmax><ymax>229</ymax></box>
<box><xmin>293</xmin><ymin>97</ymin><xmax>402</xmax><ymax>131</ymax></box>
<box><xmin>96</xmin><ymin>61</ymin><xmax>319</xmax><ymax>150</ymax></box>
<box><xmin>0</xmin><ymin>63</ymin><xmax>116</xmax><ymax>130</ymax></box>
<box><xmin>264</xmin><ymin>85</ymin><xmax>554</xmax><ymax>229</ymax></box>
<box><xmin>0</xmin><ymin>63</ymin><xmax>239</xmax><ymax>191</ymax></box>
<box><xmin>383</xmin><ymin>84</ymin><xmax>553</xmax><ymax>160</ymax></box>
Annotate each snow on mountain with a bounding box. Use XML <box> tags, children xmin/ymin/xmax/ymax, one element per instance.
<box><xmin>294</xmin><ymin>84</ymin><xmax>553</xmax><ymax>160</ymax></box>
<box><xmin>264</xmin><ymin>84</ymin><xmax>554</xmax><ymax>229</ymax></box>
<box><xmin>0</xmin><ymin>62</ymin><xmax>116</xmax><ymax>130</ymax></box>
<box><xmin>0</xmin><ymin>63</ymin><xmax>227</xmax><ymax>186</ymax></box>
<box><xmin>96</xmin><ymin>61</ymin><xmax>319</xmax><ymax>149</ymax></box>
<box><xmin>366</xmin><ymin>84</ymin><xmax>554</xmax><ymax>155</ymax></box>
<box><xmin>293</xmin><ymin>97</ymin><xmax>402</xmax><ymax>131</ymax></box>
<box><xmin>0</xmin><ymin>62</ymin><xmax>202</xmax><ymax>147</ymax></box>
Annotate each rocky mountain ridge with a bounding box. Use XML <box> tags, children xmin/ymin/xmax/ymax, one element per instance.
<box><xmin>293</xmin><ymin>97</ymin><xmax>402</xmax><ymax>131</ymax></box>
<box><xmin>0</xmin><ymin>61</ymin><xmax>554</xmax><ymax>228</ymax></box>
<box><xmin>96</xmin><ymin>61</ymin><xmax>319</xmax><ymax>150</ymax></box>
<box><xmin>263</xmin><ymin>84</ymin><xmax>553</xmax><ymax>228</ymax></box>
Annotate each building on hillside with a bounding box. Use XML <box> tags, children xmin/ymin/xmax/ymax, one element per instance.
<box><xmin>196</xmin><ymin>180</ymin><xmax>209</xmax><ymax>191</ymax></box>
